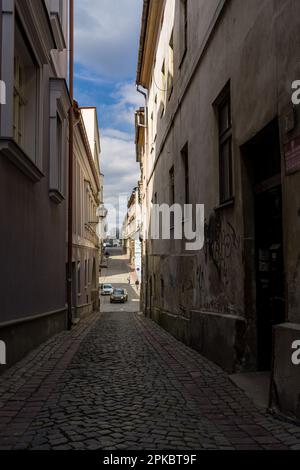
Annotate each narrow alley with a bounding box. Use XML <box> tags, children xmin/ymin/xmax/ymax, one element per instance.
<box><xmin>0</xmin><ymin>250</ymin><xmax>299</xmax><ymax>451</ymax></box>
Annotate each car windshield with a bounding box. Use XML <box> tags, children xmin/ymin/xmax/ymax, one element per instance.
<box><xmin>104</xmin><ymin>285</ymin><xmax>112</xmax><ymax>289</ymax></box>
<box><xmin>114</xmin><ymin>289</ymin><xmax>124</xmax><ymax>295</ymax></box>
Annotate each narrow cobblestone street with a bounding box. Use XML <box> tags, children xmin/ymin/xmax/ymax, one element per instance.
<box><xmin>0</xmin><ymin>250</ymin><xmax>299</xmax><ymax>451</ymax></box>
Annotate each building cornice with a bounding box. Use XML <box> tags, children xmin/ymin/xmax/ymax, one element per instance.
<box><xmin>74</xmin><ymin>105</ymin><xmax>101</xmax><ymax>196</ymax></box>
<box><xmin>136</xmin><ymin>0</ymin><xmax>164</xmax><ymax>89</ymax></box>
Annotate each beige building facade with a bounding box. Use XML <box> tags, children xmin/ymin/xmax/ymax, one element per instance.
<box><xmin>72</xmin><ymin>106</ymin><xmax>102</xmax><ymax>321</ymax></box>
<box><xmin>136</xmin><ymin>0</ymin><xmax>300</xmax><ymax>419</ymax></box>
<box><xmin>122</xmin><ymin>187</ymin><xmax>142</xmax><ymax>281</ymax></box>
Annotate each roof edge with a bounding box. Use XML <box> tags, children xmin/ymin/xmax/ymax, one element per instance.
<box><xmin>136</xmin><ymin>0</ymin><xmax>150</xmax><ymax>86</ymax></box>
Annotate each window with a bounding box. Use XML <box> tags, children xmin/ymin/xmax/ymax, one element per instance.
<box><xmin>160</xmin><ymin>60</ymin><xmax>166</xmax><ymax>117</ymax></box>
<box><xmin>169</xmin><ymin>166</ymin><xmax>175</xmax><ymax>230</ymax></box>
<box><xmin>168</xmin><ymin>31</ymin><xmax>174</xmax><ymax>98</ymax></box>
<box><xmin>216</xmin><ymin>84</ymin><xmax>233</xmax><ymax>204</ymax></box>
<box><xmin>154</xmin><ymin>95</ymin><xmax>157</xmax><ymax>141</ymax></box>
<box><xmin>49</xmin><ymin>0</ymin><xmax>67</xmax><ymax>51</ymax></box>
<box><xmin>14</xmin><ymin>21</ymin><xmax>38</xmax><ymax>159</ymax></box>
<box><xmin>181</xmin><ymin>143</ymin><xmax>189</xmax><ymax>205</ymax></box>
<box><xmin>0</xmin><ymin>2</ymin><xmax>54</xmax><ymax>182</ymax></box>
<box><xmin>179</xmin><ymin>0</ymin><xmax>188</xmax><ymax>66</ymax></box>
<box><xmin>77</xmin><ymin>262</ymin><xmax>81</xmax><ymax>295</ymax></box>
<box><xmin>161</xmin><ymin>278</ymin><xmax>164</xmax><ymax>303</ymax></box>
<box><xmin>56</xmin><ymin>113</ymin><xmax>62</xmax><ymax>189</ymax></box>
<box><xmin>85</xmin><ymin>260</ymin><xmax>88</xmax><ymax>287</ymax></box>
<box><xmin>57</xmin><ymin>0</ymin><xmax>63</xmax><ymax>22</ymax></box>
<box><xmin>150</xmin><ymin>111</ymin><xmax>154</xmax><ymax>143</ymax></box>
<box><xmin>49</xmin><ymin>78</ymin><xmax>70</xmax><ymax>203</ymax></box>
<box><xmin>13</xmin><ymin>57</ymin><xmax>25</xmax><ymax>147</ymax></box>
<box><xmin>169</xmin><ymin>166</ymin><xmax>175</xmax><ymax>206</ymax></box>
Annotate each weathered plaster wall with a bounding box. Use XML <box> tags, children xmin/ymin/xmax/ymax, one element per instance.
<box><xmin>143</xmin><ymin>0</ymin><xmax>300</xmax><ymax>380</ymax></box>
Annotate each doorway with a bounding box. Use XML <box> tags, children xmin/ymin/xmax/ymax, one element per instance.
<box><xmin>242</xmin><ymin>119</ymin><xmax>286</xmax><ymax>371</ymax></box>
<box><xmin>255</xmin><ymin>185</ymin><xmax>285</xmax><ymax>370</ymax></box>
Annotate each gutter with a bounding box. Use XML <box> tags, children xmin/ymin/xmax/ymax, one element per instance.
<box><xmin>67</xmin><ymin>0</ymin><xmax>74</xmax><ymax>331</ymax></box>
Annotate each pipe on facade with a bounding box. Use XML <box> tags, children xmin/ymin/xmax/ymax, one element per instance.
<box><xmin>136</xmin><ymin>84</ymin><xmax>147</xmax><ymax>101</ymax></box>
<box><xmin>67</xmin><ymin>0</ymin><xmax>74</xmax><ymax>331</ymax></box>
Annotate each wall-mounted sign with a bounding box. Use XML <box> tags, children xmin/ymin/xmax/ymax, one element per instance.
<box><xmin>285</xmin><ymin>136</ymin><xmax>300</xmax><ymax>175</ymax></box>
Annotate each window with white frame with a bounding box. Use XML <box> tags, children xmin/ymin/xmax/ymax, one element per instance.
<box><xmin>49</xmin><ymin>0</ymin><xmax>66</xmax><ymax>51</ymax></box>
<box><xmin>14</xmin><ymin>20</ymin><xmax>39</xmax><ymax>159</ymax></box>
<box><xmin>13</xmin><ymin>56</ymin><xmax>24</xmax><ymax>146</ymax></box>
<box><xmin>49</xmin><ymin>78</ymin><xmax>70</xmax><ymax>203</ymax></box>
<box><xmin>56</xmin><ymin>113</ymin><xmax>62</xmax><ymax>188</ymax></box>
<box><xmin>0</xmin><ymin>1</ymin><xmax>56</xmax><ymax>182</ymax></box>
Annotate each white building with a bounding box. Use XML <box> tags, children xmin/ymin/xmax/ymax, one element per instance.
<box><xmin>122</xmin><ymin>188</ymin><xmax>142</xmax><ymax>282</ymax></box>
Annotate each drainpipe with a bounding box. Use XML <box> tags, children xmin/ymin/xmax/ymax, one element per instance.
<box><xmin>67</xmin><ymin>0</ymin><xmax>74</xmax><ymax>331</ymax></box>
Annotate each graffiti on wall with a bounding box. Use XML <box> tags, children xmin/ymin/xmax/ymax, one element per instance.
<box><xmin>204</xmin><ymin>213</ymin><xmax>241</xmax><ymax>284</ymax></box>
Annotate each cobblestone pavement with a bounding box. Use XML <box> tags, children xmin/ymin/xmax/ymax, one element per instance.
<box><xmin>0</xmin><ymin>310</ymin><xmax>300</xmax><ymax>450</ymax></box>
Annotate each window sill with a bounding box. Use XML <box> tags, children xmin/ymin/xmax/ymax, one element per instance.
<box><xmin>0</xmin><ymin>139</ymin><xmax>44</xmax><ymax>183</ymax></box>
<box><xmin>214</xmin><ymin>198</ymin><xmax>235</xmax><ymax>212</ymax></box>
<box><xmin>49</xmin><ymin>189</ymin><xmax>65</xmax><ymax>204</ymax></box>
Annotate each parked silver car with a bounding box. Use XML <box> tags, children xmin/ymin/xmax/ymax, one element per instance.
<box><xmin>101</xmin><ymin>284</ymin><xmax>114</xmax><ymax>296</ymax></box>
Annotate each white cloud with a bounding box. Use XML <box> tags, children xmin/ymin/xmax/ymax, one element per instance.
<box><xmin>102</xmin><ymin>128</ymin><xmax>133</xmax><ymax>141</ymax></box>
<box><xmin>100</xmin><ymin>129</ymin><xmax>140</xmax><ymax>230</ymax></box>
<box><xmin>75</xmin><ymin>0</ymin><xmax>143</xmax><ymax>79</ymax></box>
<box><xmin>101</xmin><ymin>130</ymin><xmax>139</xmax><ymax>204</ymax></box>
<box><xmin>100</xmin><ymin>81</ymin><xmax>144</xmax><ymax>129</ymax></box>
<box><xmin>74</xmin><ymin>1</ymin><xmax>145</xmax><ymax>230</ymax></box>
<box><xmin>99</xmin><ymin>82</ymin><xmax>143</xmax><ymax>213</ymax></box>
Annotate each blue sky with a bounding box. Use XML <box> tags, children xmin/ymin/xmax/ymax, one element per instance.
<box><xmin>74</xmin><ymin>0</ymin><xmax>144</xmax><ymax>213</ymax></box>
